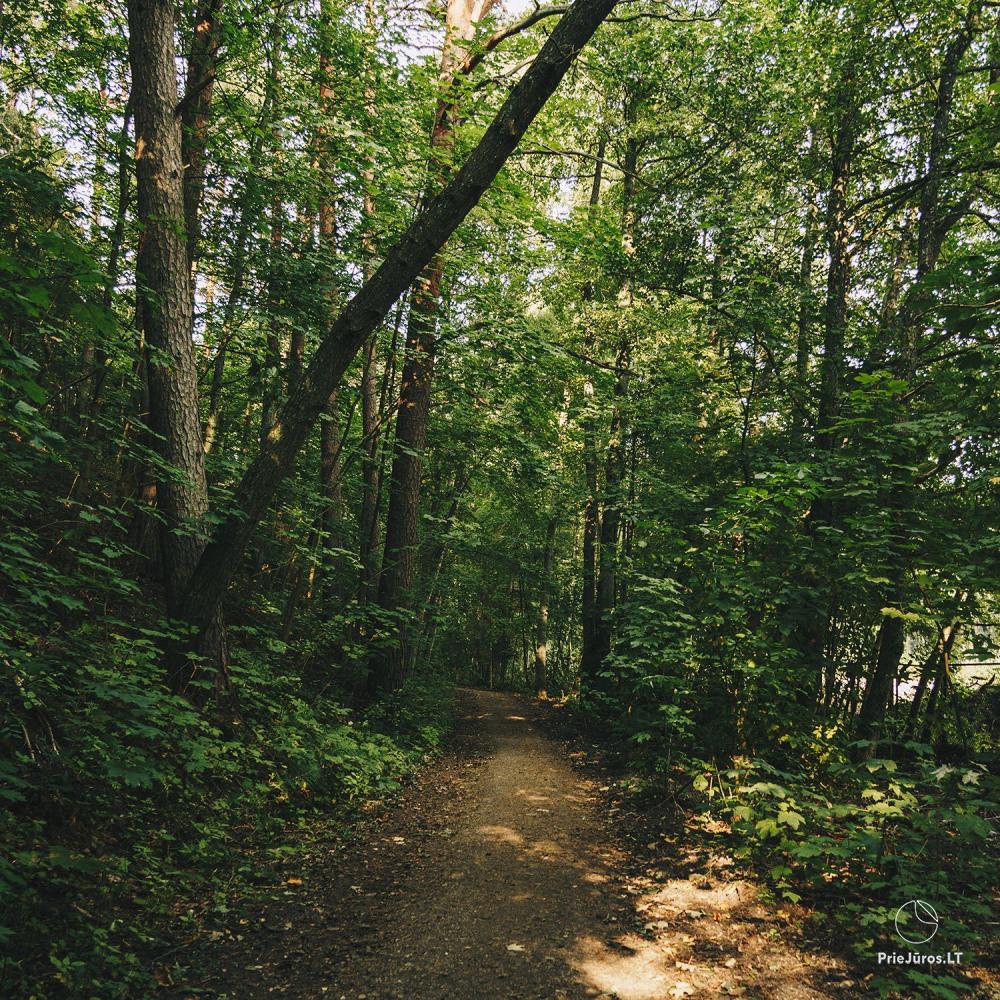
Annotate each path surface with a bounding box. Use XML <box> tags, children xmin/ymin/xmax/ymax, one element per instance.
<box><xmin>202</xmin><ymin>690</ymin><xmax>850</xmax><ymax>999</ymax></box>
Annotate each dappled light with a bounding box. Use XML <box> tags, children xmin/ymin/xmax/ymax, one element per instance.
<box><xmin>570</xmin><ymin>933</ymin><xmax>677</xmax><ymax>1000</ymax></box>
<box><xmin>211</xmin><ymin>691</ymin><xmax>858</xmax><ymax>1000</ymax></box>
<box><xmin>4</xmin><ymin>0</ymin><xmax>997</xmax><ymax>988</ymax></box>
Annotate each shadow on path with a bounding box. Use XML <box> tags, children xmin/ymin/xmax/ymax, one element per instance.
<box><xmin>197</xmin><ymin>689</ymin><xmax>849</xmax><ymax>999</ymax></box>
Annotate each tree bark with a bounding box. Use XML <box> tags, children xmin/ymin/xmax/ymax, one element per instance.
<box><xmin>857</xmin><ymin>1</ymin><xmax>982</xmax><ymax>737</ymax></box>
<box><xmin>128</xmin><ymin>0</ymin><xmax>226</xmax><ymax>691</ymax></box>
<box><xmin>581</xmin><ymin>94</ymin><xmax>636</xmax><ymax>686</ymax></box>
<box><xmin>579</xmin><ymin>137</ymin><xmax>605</xmax><ymax>673</ymax></box>
<box><xmin>181</xmin><ymin>0</ymin><xmax>221</xmax><ymax>271</ymax></box>
<box><xmin>372</xmin><ymin>0</ymin><xmax>497</xmax><ymax>691</ymax></box>
<box><xmin>795</xmin><ymin>76</ymin><xmax>859</xmax><ymax>702</ymax></box>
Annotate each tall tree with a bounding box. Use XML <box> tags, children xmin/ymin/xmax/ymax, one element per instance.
<box><xmin>172</xmin><ymin>0</ymin><xmax>622</xmax><ymax>658</ymax></box>
<box><xmin>373</xmin><ymin>0</ymin><xmax>497</xmax><ymax>692</ymax></box>
<box><xmin>128</xmin><ymin>0</ymin><xmax>225</xmax><ymax>690</ymax></box>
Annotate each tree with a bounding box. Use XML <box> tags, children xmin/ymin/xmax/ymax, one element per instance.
<box><xmin>174</xmin><ymin>0</ymin><xmax>620</xmax><ymax>665</ymax></box>
<box><xmin>128</xmin><ymin>0</ymin><xmax>226</xmax><ymax>691</ymax></box>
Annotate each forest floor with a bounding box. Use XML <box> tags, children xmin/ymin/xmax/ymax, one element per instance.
<box><xmin>183</xmin><ymin>689</ymin><xmax>859</xmax><ymax>999</ymax></box>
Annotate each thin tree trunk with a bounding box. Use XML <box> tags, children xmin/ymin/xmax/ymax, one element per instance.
<box><xmin>906</xmin><ymin>615</ymin><xmax>963</xmax><ymax>739</ymax></box>
<box><xmin>582</xmin><ymin>95</ymin><xmax>636</xmax><ymax>685</ymax></box>
<box><xmin>89</xmin><ymin>96</ymin><xmax>133</xmax><ymax>419</ymax></box>
<box><xmin>579</xmin><ymin>137</ymin><xmax>605</xmax><ymax>675</ymax></box>
<box><xmin>203</xmin><ymin>89</ymin><xmax>274</xmax><ymax>453</ymax></box>
<box><xmin>534</xmin><ymin>516</ymin><xmax>557</xmax><ymax>696</ymax></box>
<box><xmin>373</xmin><ymin>0</ymin><xmax>497</xmax><ymax>692</ymax></box>
<box><xmin>858</xmin><ymin>2</ymin><xmax>982</xmax><ymax>737</ymax></box>
<box><xmin>357</xmin><ymin>0</ymin><xmax>383</xmax><ymax>603</ymax></box>
<box><xmin>261</xmin><ymin>14</ymin><xmax>286</xmax><ymax>445</ymax></box>
<box><xmin>181</xmin><ymin>0</ymin><xmax>221</xmax><ymax>272</ymax></box>
<box><xmin>792</xmin><ymin>181</ymin><xmax>817</xmax><ymax>439</ymax></box>
<box><xmin>795</xmin><ymin>87</ymin><xmax>858</xmax><ymax>702</ymax></box>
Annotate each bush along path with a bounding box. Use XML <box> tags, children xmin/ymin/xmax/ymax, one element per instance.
<box><xmin>178</xmin><ymin>690</ymin><xmax>862</xmax><ymax>1000</ymax></box>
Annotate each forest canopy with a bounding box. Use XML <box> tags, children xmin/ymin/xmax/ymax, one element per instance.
<box><xmin>1</xmin><ymin>0</ymin><xmax>998</xmax><ymax>995</ymax></box>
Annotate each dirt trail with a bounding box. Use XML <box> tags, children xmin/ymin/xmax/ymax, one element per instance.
<box><xmin>202</xmin><ymin>689</ymin><xmax>850</xmax><ymax>999</ymax></box>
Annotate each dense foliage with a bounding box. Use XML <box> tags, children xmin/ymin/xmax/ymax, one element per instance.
<box><xmin>2</xmin><ymin>0</ymin><xmax>998</xmax><ymax>995</ymax></box>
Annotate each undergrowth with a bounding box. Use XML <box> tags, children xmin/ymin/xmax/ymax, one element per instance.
<box><xmin>0</xmin><ymin>644</ymin><xmax>454</xmax><ymax>999</ymax></box>
<box><xmin>573</xmin><ymin>694</ymin><xmax>999</xmax><ymax>1000</ymax></box>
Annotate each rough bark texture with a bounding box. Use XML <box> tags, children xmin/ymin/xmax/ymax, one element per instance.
<box><xmin>181</xmin><ymin>0</ymin><xmax>221</xmax><ymax>270</ymax></box>
<box><xmin>128</xmin><ymin>0</ymin><xmax>225</xmax><ymax>689</ymax></box>
<box><xmin>174</xmin><ymin>0</ymin><xmax>620</xmax><ymax>652</ymax></box>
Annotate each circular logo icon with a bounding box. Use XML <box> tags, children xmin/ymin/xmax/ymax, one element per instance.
<box><xmin>894</xmin><ymin>900</ymin><xmax>939</xmax><ymax>945</ymax></box>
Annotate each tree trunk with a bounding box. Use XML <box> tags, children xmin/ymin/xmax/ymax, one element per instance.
<box><xmin>181</xmin><ymin>0</ymin><xmax>221</xmax><ymax>272</ymax></box>
<box><xmin>858</xmin><ymin>1</ymin><xmax>982</xmax><ymax>737</ymax></box>
<box><xmin>534</xmin><ymin>516</ymin><xmax>557</xmax><ymax>696</ymax></box>
<box><xmin>794</xmin><ymin>86</ymin><xmax>858</xmax><ymax>701</ymax></box>
<box><xmin>372</xmin><ymin>0</ymin><xmax>497</xmax><ymax>692</ymax></box>
<box><xmin>172</xmin><ymin>0</ymin><xmax>621</xmax><ymax>659</ymax></box>
<box><xmin>581</xmin><ymin>95</ymin><xmax>636</xmax><ymax>686</ymax></box>
<box><xmin>128</xmin><ymin>0</ymin><xmax>226</xmax><ymax>692</ymax></box>
<box><xmin>579</xmin><ymin>137</ymin><xmax>605</xmax><ymax>674</ymax></box>
<box><xmin>356</xmin><ymin>0</ymin><xmax>386</xmax><ymax>603</ymax></box>
<box><xmin>792</xmin><ymin>183</ymin><xmax>817</xmax><ymax>439</ymax></box>
<box><xmin>906</xmin><ymin>613</ymin><xmax>963</xmax><ymax>739</ymax></box>
<box><xmin>89</xmin><ymin>96</ymin><xmax>133</xmax><ymax>419</ymax></box>
<box><xmin>587</xmin><ymin>346</ymin><xmax>628</xmax><ymax>678</ymax></box>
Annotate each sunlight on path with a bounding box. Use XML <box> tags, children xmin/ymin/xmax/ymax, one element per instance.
<box><xmin>209</xmin><ymin>689</ymin><xmax>848</xmax><ymax>999</ymax></box>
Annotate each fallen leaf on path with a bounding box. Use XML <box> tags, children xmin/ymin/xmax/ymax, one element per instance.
<box><xmin>506</xmin><ymin>943</ymin><xmax>526</xmax><ymax>953</ymax></box>
<box><xmin>286</xmin><ymin>877</ymin><xmax>303</xmax><ymax>885</ymax></box>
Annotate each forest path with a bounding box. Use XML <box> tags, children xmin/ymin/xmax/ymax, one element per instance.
<box><xmin>201</xmin><ymin>689</ymin><xmax>849</xmax><ymax>999</ymax></box>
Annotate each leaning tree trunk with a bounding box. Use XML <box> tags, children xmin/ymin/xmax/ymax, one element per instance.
<box><xmin>172</xmin><ymin>0</ymin><xmax>621</xmax><ymax>663</ymax></box>
<box><xmin>128</xmin><ymin>0</ymin><xmax>226</xmax><ymax>692</ymax></box>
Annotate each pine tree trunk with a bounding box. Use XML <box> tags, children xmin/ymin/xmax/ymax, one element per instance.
<box><xmin>128</xmin><ymin>0</ymin><xmax>226</xmax><ymax>692</ymax></box>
